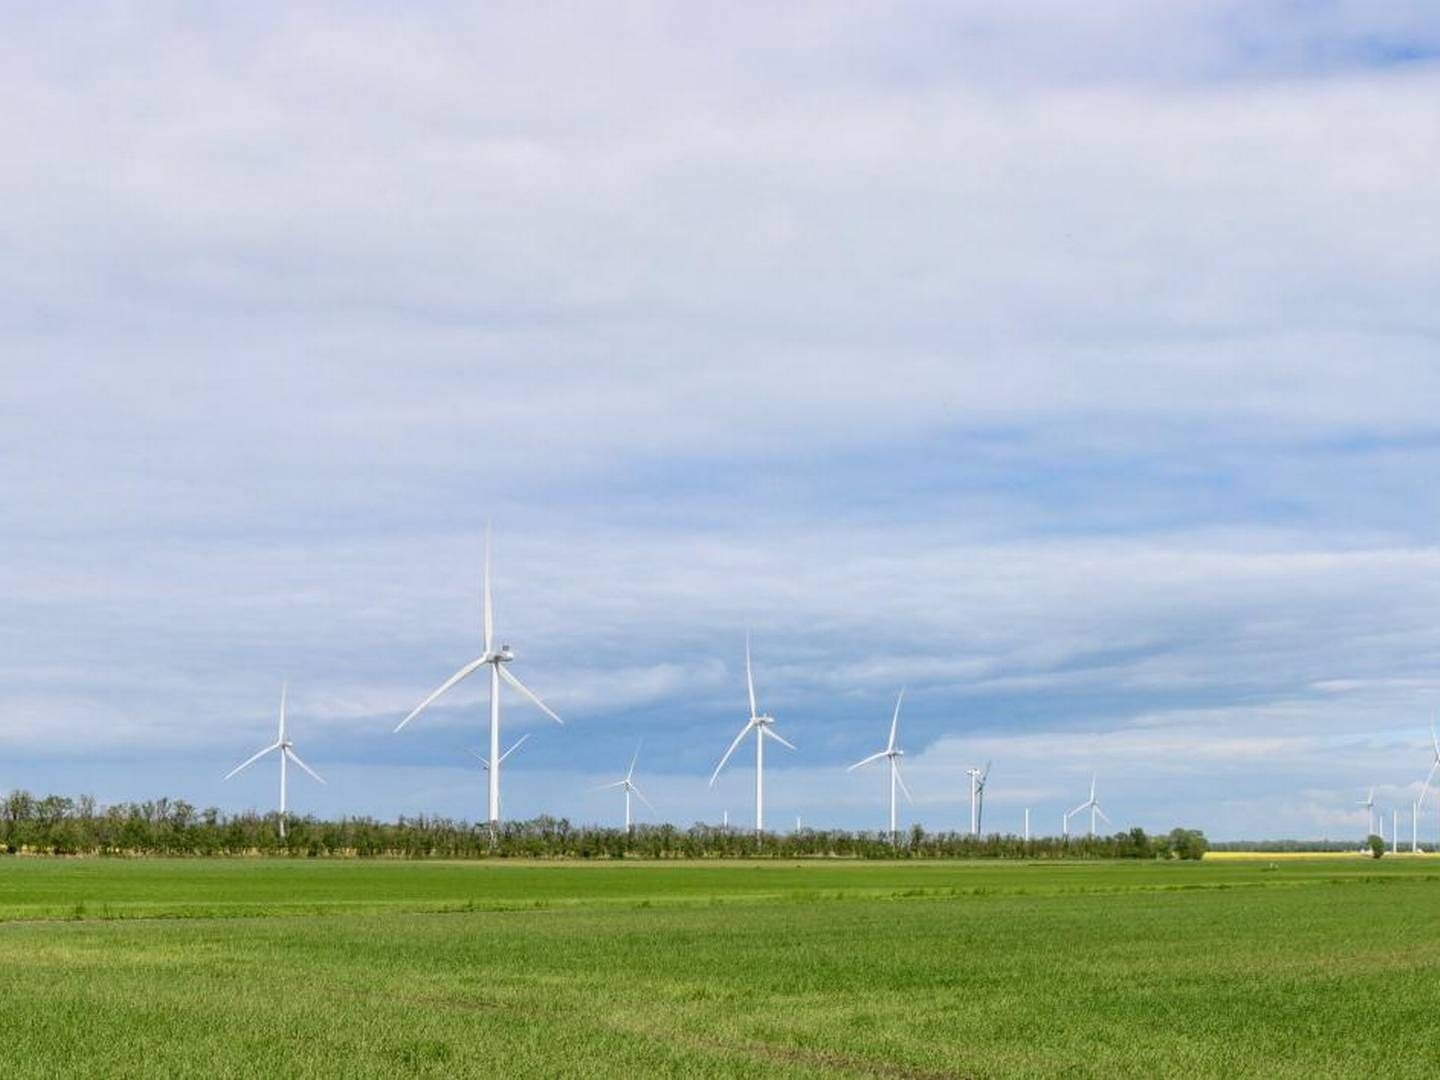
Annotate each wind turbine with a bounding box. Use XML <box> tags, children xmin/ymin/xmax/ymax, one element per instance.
<box><xmin>395</xmin><ymin>528</ymin><xmax>561</xmax><ymax>834</ymax></box>
<box><xmin>464</xmin><ymin>732</ymin><xmax>531</xmax><ymax>817</ymax></box>
<box><xmin>594</xmin><ymin>741</ymin><xmax>655</xmax><ymax>831</ymax></box>
<box><xmin>965</xmin><ymin>762</ymin><xmax>991</xmax><ymax>836</ymax></box>
<box><xmin>1068</xmin><ymin>775</ymin><xmax>1109</xmax><ymax>838</ymax></box>
<box><xmin>847</xmin><ymin>689</ymin><xmax>912</xmax><ymax>840</ymax></box>
<box><xmin>224</xmin><ymin>682</ymin><xmax>325</xmax><ymax>838</ymax></box>
<box><xmin>709</xmin><ymin>634</ymin><xmax>796</xmax><ymax>836</ymax></box>
<box><xmin>1358</xmin><ymin>787</ymin><xmax>1376</xmax><ymax>840</ymax></box>
<box><xmin>1416</xmin><ymin>728</ymin><xmax>1440</xmax><ymax>850</ymax></box>
<box><xmin>465</xmin><ymin>733</ymin><xmax>530</xmax><ymax>775</ymax></box>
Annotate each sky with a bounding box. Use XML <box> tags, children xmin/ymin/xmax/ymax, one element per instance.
<box><xmin>3</xmin><ymin>2</ymin><xmax>1440</xmax><ymax>840</ymax></box>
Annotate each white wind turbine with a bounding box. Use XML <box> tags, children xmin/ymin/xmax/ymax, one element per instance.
<box><xmin>710</xmin><ymin>635</ymin><xmax>796</xmax><ymax>836</ymax></box>
<box><xmin>1415</xmin><ymin>728</ymin><xmax>1440</xmax><ymax>850</ymax></box>
<box><xmin>464</xmin><ymin>733</ymin><xmax>531</xmax><ymax>817</ymax></box>
<box><xmin>847</xmin><ymin>690</ymin><xmax>912</xmax><ymax>839</ymax></box>
<box><xmin>224</xmin><ymin>683</ymin><xmax>325</xmax><ymax>838</ymax></box>
<box><xmin>1067</xmin><ymin>775</ymin><xmax>1109</xmax><ymax>838</ymax></box>
<box><xmin>395</xmin><ymin>529</ymin><xmax>561</xmax><ymax>832</ymax></box>
<box><xmin>966</xmin><ymin>762</ymin><xmax>992</xmax><ymax>836</ymax></box>
<box><xmin>595</xmin><ymin>741</ymin><xmax>655</xmax><ymax>831</ymax></box>
<box><xmin>1358</xmin><ymin>787</ymin><xmax>1376</xmax><ymax>841</ymax></box>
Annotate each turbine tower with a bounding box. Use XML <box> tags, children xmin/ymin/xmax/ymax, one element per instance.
<box><xmin>847</xmin><ymin>690</ymin><xmax>913</xmax><ymax>840</ymax></box>
<box><xmin>395</xmin><ymin>528</ymin><xmax>561</xmax><ymax>833</ymax></box>
<box><xmin>1357</xmin><ymin>787</ymin><xmax>1376</xmax><ymax>840</ymax></box>
<box><xmin>224</xmin><ymin>682</ymin><xmax>326</xmax><ymax>838</ymax></box>
<box><xmin>709</xmin><ymin>634</ymin><xmax>796</xmax><ymax>836</ymax></box>
<box><xmin>1068</xmin><ymin>775</ymin><xmax>1109</xmax><ymax>838</ymax></box>
<box><xmin>965</xmin><ymin>762</ymin><xmax>991</xmax><ymax>836</ymax></box>
<box><xmin>595</xmin><ymin>741</ymin><xmax>655</xmax><ymax>831</ymax></box>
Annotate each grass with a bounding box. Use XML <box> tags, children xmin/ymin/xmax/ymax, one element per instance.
<box><xmin>1</xmin><ymin>858</ymin><xmax>1439</xmax><ymax>1077</ymax></box>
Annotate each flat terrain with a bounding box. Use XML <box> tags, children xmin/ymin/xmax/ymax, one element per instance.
<box><xmin>1</xmin><ymin>857</ymin><xmax>1438</xmax><ymax>1077</ymax></box>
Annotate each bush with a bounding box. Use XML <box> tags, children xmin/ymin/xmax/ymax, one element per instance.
<box><xmin>1367</xmin><ymin>834</ymin><xmax>1385</xmax><ymax>859</ymax></box>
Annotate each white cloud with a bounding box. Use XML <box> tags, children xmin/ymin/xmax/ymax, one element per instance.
<box><xmin>3</xmin><ymin>5</ymin><xmax>1439</xmax><ymax>836</ymax></box>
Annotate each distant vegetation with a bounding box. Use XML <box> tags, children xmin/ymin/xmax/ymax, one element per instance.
<box><xmin>0</xmin><ymin>790</ymin><xmax>1213</xmax><ymax>859</ymax></box>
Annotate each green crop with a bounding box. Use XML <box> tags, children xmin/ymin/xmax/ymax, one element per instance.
<box><xmin>0</xmin><ymin>858</ymin><xmax>1437</xmax><ymax>1077</ymax></box>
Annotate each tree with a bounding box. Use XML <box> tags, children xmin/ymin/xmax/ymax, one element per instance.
<box><xmin>1168</xmin><ymin>827</ymin><xmax>1209</xmax><ymax>861</ymax></box>
<box><xmin>1367</xmin><ymin>834</ymin><xmax>1385</xmax><ymax>859</ymax></box>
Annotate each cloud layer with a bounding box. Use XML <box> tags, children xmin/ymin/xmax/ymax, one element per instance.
<box><xmin>3</xmin><ymin>4</ymin><xmax>1439</xmax><ymax>838</ymax></box>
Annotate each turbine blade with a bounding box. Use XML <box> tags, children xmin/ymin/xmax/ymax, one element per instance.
<box><xmin>593</xmin><ymin>779</ymin><xmax>628</xmax><ymax>790</ymax></box>
<box><xmin>745</xmin><ymin>632</ymin><xmax>758</xmax><ymax>719</ymax></box>
<box><xmin>763</xmin><ymin>727</ymin><xmax>796</xmax><ymax>751</ymax></box>
<box><xmin>464</xmin><ymin>748</ymin><xmax>490</xmax><ymax>771</ymax></box>
<box><xmin>893</xmin><ymin>761</ymin><xmax>915</xmax><ymax>805</ymax></box>
<box><xmin>395</xmin><ymin>657</ymin><xmax>487</xmax><ymax>733</ymax></box>
<box><xmin>982</xmin><ymin>760</ymin><xmax>992</xmax><ymax>783</ymax></box>
<box><xmin>887</xmin><ymin>689</ymin><xmax>903</xmax><ymax>753</ymax></box>
<box><xmin>284</xmin><ymin>747</ymin><xmax>326</xmax><ymax>785</ymax></box>
<box><xmin>1419</xmin><ymin>761</ymin><xmax>1440</xmax><ymax>806</ymax></box>
<box><xmin>1433</xmin><ymin>725</ymin><xmax>1440</xmax><ymax>759</ymax></box>
<box><xmin>627</xmin><ymin>738</ymin><xmax>643</xmax><ymax>782</ymax></box>
<box><xmin>498</xmin><ymin>666</ymin><xmax>562</xmax><ymax>724</ymax></box>
<box><xmin>1069</xmin><ymin>800</ymin><xmax>1090</xmax><ymax>817</ymax></box>
<box><xmin>709</xmin><ymin>721</ymin><xmax>755</xmax><ymax>786</ymax></box>
<box><xmin>278</xmin><ymin>681</ymin><xmax>288</xmax><ymax>742</ymax></box>
<box><xmin>497</xmin><ymin>732</ymin><xmax>531</xmax><ymax>765</ymax></box>
<box><xmin>630</xmin><ymin>784</ymin><xmax>657</xmax><ymax>814</ymax></box>
<box><xmin>847</xmin><ymin>750</ymin><xmax>887</xmax><ymax>772</ymax></box>
<box><xmin>1094</xmin><ymin>805</ymin><xmax>1111</xmax><ymax>825</ymax></box>
<box><xmin>483</xmin><ymin>524</ymin><xmax>494</xmax><ymax>655</ymax></box>
<box><xmin>224</xmin><ymin>743</ymin><xmax>280</xmax><ymax>781</ymax></box>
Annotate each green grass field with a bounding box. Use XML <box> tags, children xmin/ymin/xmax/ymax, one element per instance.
<box><xmin>2</xmin><ymin>857</ymin><xmax>1438</xmax><ymax>1077</ymax></box>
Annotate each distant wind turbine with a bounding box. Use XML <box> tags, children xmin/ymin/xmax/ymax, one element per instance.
<box><xmin>395</xmin><ymin>528</ymin><xmax>561</xmax><ymax>834</ymax></box>
<box><xmin>224</xmin><ymin>682</ymin><xmax>325</xmax><ymax>838</ymax></box>
<box><xmin>966</xmin><ymin>762</ymin><xmax>991</xmax><ymax>836</ymax></box>
<box><xmin>464</xmin><ymin>733</ymin><xmax>531</xmax><ymax>816</ymax></box>
<box><xmin>594</xmin><ymin>741</ymin><xmax>654</xmax><ymax>832</ymax></box>
<box><xmin>1358</xmin><ymin>787</ymin><xmax>1376</xmax><ymax>840</ymax></box>
<box><xmin>847</xmin><ymin>690</ymin><xmax>913</xmax><ymax>840</ymax></box>
<box><xmin>465</xmin><ymin>733</ymin><xmax>530</xmax><ymax>776</ymax></box>
<box><xmin>709</xmin><ymin>634</ymin><xmax>796</xmax><ymax>836</ymax></box>
<box><xmin>1067</xmin><ymin>775</ymin><xmax>1109</xmax><ymax>838</ymax></box>
<box><xmin>1416</xmin><ymin>728</ymin><xmax>1440</xmax><ymax>850</ymax></box>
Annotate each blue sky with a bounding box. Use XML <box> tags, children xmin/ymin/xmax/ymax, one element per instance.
<box><xmin>4</xmin><ymin>3</ymin><xmax>1440</xmax><ymax>839</ymax></box>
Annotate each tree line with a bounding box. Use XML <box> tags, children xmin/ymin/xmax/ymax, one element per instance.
<box><xmin>0</xmin><ymin>790</ymin><xmax>1208</xmax><ymax>859</ymax></box>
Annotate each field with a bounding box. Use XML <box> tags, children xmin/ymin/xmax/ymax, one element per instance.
<box><xmin>2</xmin><ymin>858</ymin><xmax>1439</xmax><ymax>1078</ymax></box>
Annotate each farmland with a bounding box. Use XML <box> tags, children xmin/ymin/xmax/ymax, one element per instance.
<box><xmin>1</xmin><ymin>858</ymin><xmax>1439</xmax><ymax>1077</ymax></box>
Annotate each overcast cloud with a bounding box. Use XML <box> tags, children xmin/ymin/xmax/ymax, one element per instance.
<box><xmin>3</xmin><ymin>3</ymin><xmax>1440</xmax><ymax>839</ymax></box>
